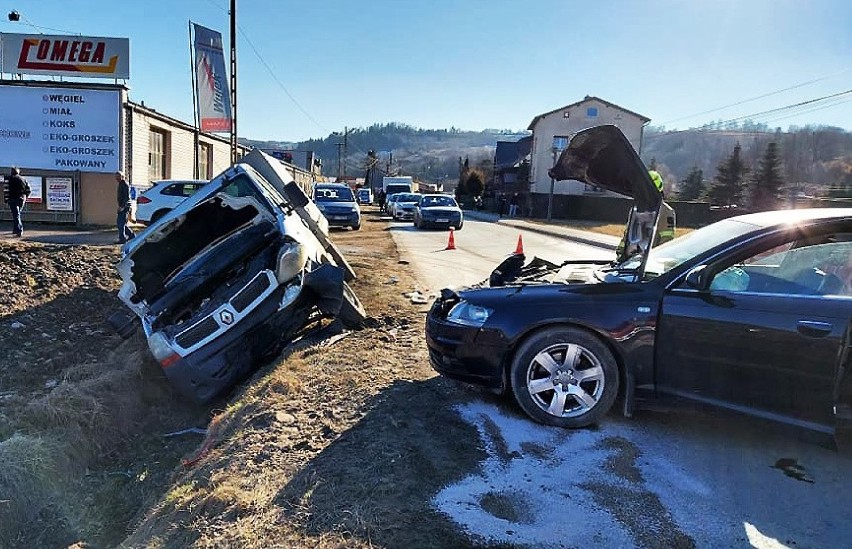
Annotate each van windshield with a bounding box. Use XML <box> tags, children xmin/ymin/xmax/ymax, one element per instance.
<box><xmin>315</xmin><ymin>186</ymin><xmax>355</xmax><ymax>202</ymax></box>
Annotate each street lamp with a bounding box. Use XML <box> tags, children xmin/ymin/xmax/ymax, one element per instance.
<box><xmin>7</xmin><ymin>10</ymin><xmax>21</xmax><ymax>21</ymax></box>
<box><xmin>546</xmin><ymin>146</ymin><xmax>559</xmax><ymax>222</ymax></box>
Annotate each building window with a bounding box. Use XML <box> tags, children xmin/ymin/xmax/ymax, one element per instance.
<box><xmin>148</xmin><ymin>128</ymin><xmax>169</xmax><ymax>182</ymax></box>
<box><xmin>198</xmin><ymin>142</ymin><xmax>212</xmax><ymax>179</ymax></box>
<box><xmin>552</xmin><ymin>135</ymin><xmax>571</xmax><ymax>152</ymax></box>
<box><xmin>586</xmin><ymin>107</ymin><xmax>598</xmax><ymax>118</ymax></box>
<box><xmin>563</xmin><ymin>111</ymin><xmax>570</xmax><ymax>118</ymax></box>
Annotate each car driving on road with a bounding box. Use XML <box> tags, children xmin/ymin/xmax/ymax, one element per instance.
<box><xmin>391</xmin><ymin>192</ymin><xmax>421</xmax><ymax>221</ymax></box>
<box><xmin>426</xmin><ymin>125</ymin><xmax>852</xmax><ymax>446</ymax></box>
<box><xmin>413</xmin><ymin>194</ymin><xmax>463</xmax><ymax>230</ymax></box>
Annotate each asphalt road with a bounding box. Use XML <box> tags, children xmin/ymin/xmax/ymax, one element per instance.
<box><xmin>387</xmin><ymin>216</ymin><xmax>612</xmax><ymax>292</ymax></box>
<box><xmin>390</xmin><ymin>214</ymin><xmax>852</xmax><ymax>548</ymax></box>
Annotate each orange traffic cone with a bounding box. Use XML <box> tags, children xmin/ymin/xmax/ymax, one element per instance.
<box><xmin>445</xmin><ymin>228</ymin><xmax>456</xmax><ymax>250</ymax></box>
<box><xmin>514</xmin><ymin>234</ymin><xmax>524</xmax><ymax>255</ymax></box>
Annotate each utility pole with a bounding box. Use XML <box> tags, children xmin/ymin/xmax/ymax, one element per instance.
<box><xmin>229</xmin><ymin>0</ymin><xmax>238</xmax><ymax>165</ymax></box>
<box><xmin>335</xmin><ymin>142</ymin><xmax>344</xmax><ymax>180</ymax></box>
<box><xmin>343</xmin><ymin>127</ymin><xmax>348</xmax><ymax>179</ymax></box>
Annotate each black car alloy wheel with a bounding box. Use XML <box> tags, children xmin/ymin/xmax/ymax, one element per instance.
<box><xmin>510</xmin><ymin>327</ymin><xmax>619</xmax><ymax>428</ymax></box>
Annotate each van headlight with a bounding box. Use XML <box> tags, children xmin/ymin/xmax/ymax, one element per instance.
<box><xmin>446</xmin><ymin>301</ymin><xmax>493</xmax><ymax>327</ymax></box>
<box><xmin>276</xmin><ymin>242</ymin><xmax>308</xmax><ymax>283</ymax></box>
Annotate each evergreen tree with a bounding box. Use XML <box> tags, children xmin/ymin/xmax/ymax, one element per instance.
<box><xmin>707</xmin><ymin>143</ymin><xmax>749</xmax><ymax>207</ymax></box>
<box><xmin>679</xmin><ymin>166</ymin><xmax>704</xmax><ymax>200</ymax></box>
<box><xmin>465</xmin><ymin>169</ymin><xmax>485</xmax><ymax>197</ymax></box>
<box><xmin>748</xmin><ymin>142</ymin><xmax>784</xmax><ymax>211</ymax></box>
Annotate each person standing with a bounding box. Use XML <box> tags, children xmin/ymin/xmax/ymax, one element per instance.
<box><xmin>509</xmin><ymin>193</ymin><xmax>520</xmax><ymax>217</ymax></box>
<box><xmin>115</xmin><ymin>171</ymin><xmax>136</xmax><ymax>244</ymax></box>
<box><xmin>6</xmin><ymin>167</ymin><xmax>30</xmax><ymax>237</ymax></box>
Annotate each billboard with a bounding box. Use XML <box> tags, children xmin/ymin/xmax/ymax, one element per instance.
<box><xmin>0</xmin><ymin>85</ymin><xmax>121</xmax><ymax>173</ymax></box>
<box><xmin>193</xmin><ymin>24</ymin><xmax>232</xmax><ymax>133</ymax></box>
<box><xmin>1</xmin><ymin>33</ymin><xmax>130</xmax><ymax>79</ymax></box>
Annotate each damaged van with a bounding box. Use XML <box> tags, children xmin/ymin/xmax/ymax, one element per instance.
<box><xmin>114</xmin><ymin>150</ymin><xmax>365</xmax><ymax>402</ymax></box>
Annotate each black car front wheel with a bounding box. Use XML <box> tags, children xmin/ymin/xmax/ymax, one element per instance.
<box><xmin>510</xmin><ymin>327</ymin><xmax>618</xmax><ymax>428</ymax></box>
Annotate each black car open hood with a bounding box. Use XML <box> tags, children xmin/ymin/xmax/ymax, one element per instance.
<box><xmin>548</xmin><ymin>125</ymin><xmax>661</xmax><ymax>213</ymax></box>
<box><xmin>549</xmin><ymin>125</ymin><xmax>662</xmax><ymax>272</ymax></box>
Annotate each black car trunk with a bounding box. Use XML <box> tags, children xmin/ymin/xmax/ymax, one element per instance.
<box><xmin>127</xmin><ymin>195</ymin><xmax>280</xmax><ymax>327</ymax></box>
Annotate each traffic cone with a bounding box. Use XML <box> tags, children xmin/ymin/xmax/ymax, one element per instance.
<box><xmin>445</xmin><ymin>228</ymin><xmax>456</xmax><ymax>250</ymax></box>
<box><xmin>514</xmin><ymin>234</ymin><xmax>524</xmax><ymax>255</ymax></box>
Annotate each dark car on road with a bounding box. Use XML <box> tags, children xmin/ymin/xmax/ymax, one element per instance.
<box><xmin>414</xmin><ymin>194</ymin><xmax>464</xmax><ymax>230</ymax></box>
<box><xmin>426</xmin><ymin>125</ymin><xmax>852</xmax><ymax>445</ymax></box>
<box><xmin>314</xmin><ymin>183</ymin><xmax>362</xmax><ymax>230</ymax></box>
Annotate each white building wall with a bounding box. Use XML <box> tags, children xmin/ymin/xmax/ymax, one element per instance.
<box><xmin>127</xmin><ymin>105</ymin><xmax>238</xmax><ymax>188</ymax></box>
<box><xmin>530</xmin><ymin>99</ymin><xmax>646</xmax><ymax>195</ymax></box>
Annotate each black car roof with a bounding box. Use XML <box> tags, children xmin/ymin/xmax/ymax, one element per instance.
<box><xmin>732</xmin><ymin>208</ymin><xmax>852</xmax><ymax>228</ymax></box>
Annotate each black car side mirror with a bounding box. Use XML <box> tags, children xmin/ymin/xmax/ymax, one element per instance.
<box><xmin>684</xmin><ymin>265</ymin><xmax>708</xmax><ymax>290</ymax></box>
<box><xmin>283</xmin><ymin>181</ymin><xmax>310</xmax><ymax>208</ymax></box>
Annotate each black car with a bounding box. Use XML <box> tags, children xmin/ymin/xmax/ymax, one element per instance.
<box><xmin>426</xmin><ymin>125</ymin><xmax>852</xmax><ymax>443</ymax></box>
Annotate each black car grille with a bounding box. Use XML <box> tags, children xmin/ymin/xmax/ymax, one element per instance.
<box><xmin>175</xmin><ymin>316</ymin><xmax>219</xmax><ymax>349</ymax></box>
<box><xmin>231</xmin><ymin>272</ymin><xmax>271</xmax><ymax>312</ymax></box>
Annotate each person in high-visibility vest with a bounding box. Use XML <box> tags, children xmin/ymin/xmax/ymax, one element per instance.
<box><xmin>616</xmin><ymin>170</ymin><xmax>676</xmax><ymax>262</ymax></box>
<box><xmin>650</xmin><ymin>170</ymin><xmax>676</xmax><ymax>245</ymax></box>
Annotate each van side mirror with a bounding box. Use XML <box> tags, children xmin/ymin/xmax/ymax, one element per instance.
<box><xmin>283</xmin><ymin>181</ymin><xmax>309</xmax><ymax>208</ymax></box>
<box><xmin>684</xmin><ymin>265</ymin><xmax>708</xmax><ymax>290</ymax></box>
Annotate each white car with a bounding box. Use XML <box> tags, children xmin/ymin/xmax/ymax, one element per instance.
<box><xmin>391</xmin><ymin>193</ymin><xmax>422</xmax><ymax>220</ymax></box>
<box><xmin>135</xmin><ymin>179</ymin><xmax>207</xmax><ymax>224</ymax></box>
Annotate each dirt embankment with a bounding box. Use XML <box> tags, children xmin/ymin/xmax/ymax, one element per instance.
<box><xmin>1</xmin><ymin>211</ymin><xmax>485</xmax><ymax>548</ymax></box>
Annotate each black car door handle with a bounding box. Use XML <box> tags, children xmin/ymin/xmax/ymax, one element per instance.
<box><xmin>796</xmin><ymin>320</ymin><xmax>833</xmax><ymax>337</ymax></box>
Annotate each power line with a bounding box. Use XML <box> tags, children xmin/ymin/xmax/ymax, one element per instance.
<box><xmin>646</xmin><ymin>88</ymin><xmax>852</xmax><ymax>140</ymax></box>
<box><xmin>659</xmin><ymin>69</ymin><xmax>851</xmax><ymax>126</ymax></box>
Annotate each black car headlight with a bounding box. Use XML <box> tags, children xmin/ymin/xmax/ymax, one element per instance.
<box><xmin>446</xmin><ymin>300</ymin><xmax>493</xmax><ymax>327</ymax></box>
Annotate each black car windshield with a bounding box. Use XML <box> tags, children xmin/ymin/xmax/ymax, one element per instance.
<box><xmin>618</xmin><ymin>217</ymin><xmax>762</xmax><ymax>279</ymax></box>
<box><xmin>421</xmin><ymin>196</ymin><xmax>458</xmax><ymax>208</ymax></box>
<box><xmin>396</xmin><ymin>193</ymin><xmax>421</xmax><ymax>203</ymax></box>
<box><xmin>315</xmin><ymin>187</ymin><xmax>354</xmax><ymax>202</ymax></box>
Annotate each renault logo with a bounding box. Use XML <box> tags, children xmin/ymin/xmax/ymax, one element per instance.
<box><xmin>219</xmin><ymin>310</ymin><xmax>234</xmax><ymax>325</ymax></box>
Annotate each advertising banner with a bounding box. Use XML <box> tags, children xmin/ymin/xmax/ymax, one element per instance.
<box><xmin>23</xmin><ymin>175</ymin><xmax>42</xmax><ymax>203</ymax></box>
<box><xmin>0</xmin><ymin>85</ymin><xmax>120</xmax><ymax>173</ymax></box>
<box><xmin>193</xmin><ymin>24</ymin><xmax>232</xmax><ymax>133</ymax></box>
<box><xmin>46</xmin><ymin>176</ymin><xmax>74</xmax><ymax>211</ymax></box>
<box><xmin>1</xmin><ymin>33</ymin><xmax>130</xmax><ymax>79</ymax></box>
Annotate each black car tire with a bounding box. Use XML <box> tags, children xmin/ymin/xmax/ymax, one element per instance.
<box><xmin>352</xmin><ymin>223</ymin><xmax>361</xmax><ymax>231</ymax></box>
<box><xmin>456</xmin><ymin>221</ymin><xmax>463</xmax><ymax>231</ymax></box>
<box><xmin>338</xmin><ymin>281</ymin><xmax>367</xmax><ymax>328</ymax></box>
<box><xmin>510</xmin><ymin>327</ymin><xmax>619</xmax><ymax>429</ymax></box>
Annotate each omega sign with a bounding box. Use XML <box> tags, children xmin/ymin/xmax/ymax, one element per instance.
<box><xmin>1</xmin><ymin>33</ymin><xmax>130</xmax><ymax>79</ymax></box>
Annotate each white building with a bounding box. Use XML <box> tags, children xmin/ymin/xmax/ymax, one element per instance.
<box><xmin>527</xmin><ymin>96</ymin><xmax>650</xmax><ymax>196</ymax></box>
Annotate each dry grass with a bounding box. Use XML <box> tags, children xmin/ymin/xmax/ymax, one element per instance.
<box><xmin>526</xmin><ymin>218</ymin><xmax>695</xmax><ymax>238</ymax></box>
<box><xmin>121</xmin><ymin>210</ymin><xmax>488</xmax><ymax>549</ymax></box>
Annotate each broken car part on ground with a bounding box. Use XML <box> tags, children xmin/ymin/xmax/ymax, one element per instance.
<box><xmin>426</xmin><ymin>125</ymin><xmax>852</xmax><ymax>448</ymax></box>
<box><xmin>113</xmin><ymin>150</ymin><xmax>366</xmax><ymax>402</ymax></box>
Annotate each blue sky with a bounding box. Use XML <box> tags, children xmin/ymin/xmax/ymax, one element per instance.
<box><xmin>2</xmin><ymin>0</ymin><xmax>850</xmax><ymax>141</ymax></box>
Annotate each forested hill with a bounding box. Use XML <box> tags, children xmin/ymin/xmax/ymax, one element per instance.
<box><xmin>641</xmin><ymin>124</ymin><xmax>852</xmax><ymax>196</ymax></box>
<box><xmin>245</xmin><ymin>121</ymin><xmax>852</xmax><ymax>197</ymax></box>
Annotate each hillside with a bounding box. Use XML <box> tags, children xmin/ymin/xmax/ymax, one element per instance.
<box><xmin>246</xmin><ymin>122</ymin><xmax>852</xmax><ymax>198</ymax></box>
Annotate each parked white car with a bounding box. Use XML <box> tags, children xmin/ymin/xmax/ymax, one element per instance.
<box><xmin>135</xmin><ymin>179</ymin><xmax>207</xmax><ymax>224</ymax></box>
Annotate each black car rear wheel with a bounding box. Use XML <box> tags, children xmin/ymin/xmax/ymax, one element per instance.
<box><xmin>510</xmin><ymin>327</ymin><xmax>618</xmax><ymax>428</ymax></box>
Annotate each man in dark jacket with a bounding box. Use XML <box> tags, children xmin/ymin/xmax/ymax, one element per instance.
<box><xmin>6</xmin><ymin>167</ymin><xmax>30</xmax><ymax>237</ymax></box>
<box><xmin>115</xmin><ymin>171</ymin><xmax>136</xmax><ymax>244</ymax></box>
